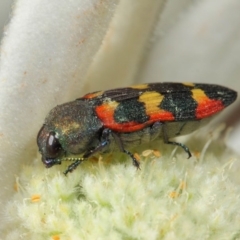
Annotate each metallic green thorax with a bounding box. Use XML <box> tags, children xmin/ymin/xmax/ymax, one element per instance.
<box><xmin>37</xmin><ymin>100</ymin><xmax>103</xmax><ymax>158</ymax></box>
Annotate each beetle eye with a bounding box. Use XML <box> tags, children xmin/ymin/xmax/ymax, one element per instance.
<box><xmin>46</xmin><ymin>132</ymin><xmax>62</xmax><ymax>158</ymax></box>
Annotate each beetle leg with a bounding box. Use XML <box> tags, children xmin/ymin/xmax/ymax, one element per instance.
<box><xmin>64</xmin><ymin>160</ymin><xmax>83</xmax><ymax>175</ymax></box>
<box><xmin>162</xmin><ymin>123</ymin><xmax>192</xmax><ymax>158</ymax></box>
<box><xmin>175</xmin><ymin>122</ymin><xmax>187</xmax><ymax>136</ymax></box>
<box><xmin>84</xmin><ymin>128</ymin><xmax>140</xmax><ymax>169</ymax></box>
<box><xmin>112</xmin><ymin>132</ymin><xmax>140</xmax><ymax>169</ymax></box>
<box><xmin>64</xmin><ymin>128</ymin><xmax>111</xmax><ymax>175</ymax></box>
<box><xmin>83</xmin><ymin>128</ymin><xmax>111</xmax><ymax>158</ymax></box>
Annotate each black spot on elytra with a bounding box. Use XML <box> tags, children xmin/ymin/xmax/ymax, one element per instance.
<box><xmin>160</xmin><ymin>90</ymin><xmax>197</xmax><ymax>121</ymax></box>
<box><xmin>194</xmin><ymin>84</ymin><xmax>237</xmax><ymax>107</ymax></box>
<box><xmin>114</xmin><ymin>99</ymin><xmax>149</xmax><ymax>123</ymax></box>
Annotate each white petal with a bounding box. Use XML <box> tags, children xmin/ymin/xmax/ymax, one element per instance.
<box><xmin>0</xmin><ymin>0</ymin><xmax>119</xmax><ymax>214</ymax></box>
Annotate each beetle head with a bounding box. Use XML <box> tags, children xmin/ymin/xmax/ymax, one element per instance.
<box><xmin>37</xmin><ymin>125</ymin><xmax>64</xmax><ymax>167</ymax></box>
<box><xmin>37</xmin><ymin>100</ymin><xmax>102</xmax><ymax>168</ymax></box>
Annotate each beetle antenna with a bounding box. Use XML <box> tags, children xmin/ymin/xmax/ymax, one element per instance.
<box><xmin>61</xmin><ymin>157</ymin><xmax>85</xmax><ymax>162</ymax></box>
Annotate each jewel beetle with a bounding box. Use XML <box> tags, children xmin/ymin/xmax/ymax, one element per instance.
<box><xmin>37</xmin><ymin>82</ymin><xmax>237</xmax><ymax>174</ymax></box>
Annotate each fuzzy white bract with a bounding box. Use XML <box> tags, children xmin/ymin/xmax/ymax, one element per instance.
<box><xmin>2</xmin><ymin>127</ymin><xmax>240</xmax><ymax>240</ymax></box>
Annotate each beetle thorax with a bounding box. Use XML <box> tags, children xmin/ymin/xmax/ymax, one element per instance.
<box><xmin>45</xmin><ymin>100</ymin><xmax>102</xmax><ymax>155</ymax></box>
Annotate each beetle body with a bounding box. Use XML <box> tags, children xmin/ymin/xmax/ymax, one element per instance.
<box><xmin>37</xmin><ymin>82</ymin><xmax>237</xmax><ymax>174</ymax></box>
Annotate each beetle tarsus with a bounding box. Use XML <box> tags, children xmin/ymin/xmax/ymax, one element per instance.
<box><xmin>123</xmin><ymin>149</ymin><xmax>140</xmax><ymax>169</ymax></box>
<box><xmin>112</xmin><ymin>132</ymin><xmax>141</xmax><ymax>169</ymax></box>
<box><xmin>162</xmin><ymin>123</ymin><xmax>192</xmax><ymax>158</ymax></box>
<box><xmin>165</xmin><ymin>140</ymin><xmax>192</xmax><ymax>158</ymax></box>
<box><xmin>64</xmin><ymin>160</ymin><xmax>83</xmax><ymax>175</ymax></box>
